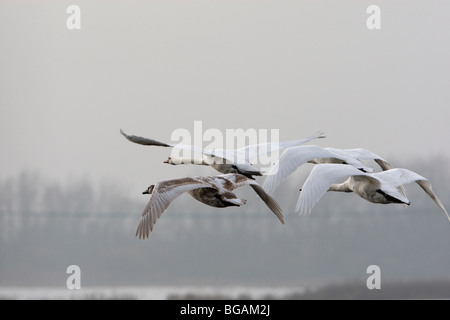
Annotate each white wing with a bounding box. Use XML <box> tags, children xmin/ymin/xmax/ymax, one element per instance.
<box><xmin>263</xmin><ymin>145</ymin><xmax>341</xmax><ymax>194</ymax></box>
<box><xmin>327</xmin><ymin>148</ymin><xmax>387</xmax><ymax>164</ymax></box>
<box><xmin>374</xmin><ymin>168</ymin><xmax>427</xmax><ymax>188</ymax></box>
<box><xmin>295</xmin><ymin>164</ymin><xmax>369</xmax><ymax>215</ymax></box>
<box><xmin>416</xmin><ymin>180</ymin><xmax>450</xmax><ymax>221</ymax></box>
<box><xmin>332</xmin><ymin>148</ymin><xmax>408</xmax><ymax>200</ymax></box>
<box><xmin>213</xmin><ymin>131</ymin><xmax>326</xmax><ymax>165</ymax></box>
<box><xmin>136</xmin><ymin>178</ymin><xmax>212</xmax><ymax>239</ymax></box>
<box><xmin>262</xmin><ymin>145</ymin><xmax>369</xmax><ymax>195</ymax></box>
<box><xmin>121</xmin><ymin>129</ymin><xmax>324</xmax><ymax>167</ymax></box>
<box><xmin>375</xmin><ymin>169</ymin><xmax>449</xmax><ymax>221</ymax></box>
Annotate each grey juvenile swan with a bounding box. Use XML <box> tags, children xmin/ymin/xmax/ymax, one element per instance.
<box><xmin>295</xmin><ymin>164</ymin><xmax>449</xmax><ymax>221</ymax></box>
<box><xmin>136</xmin><ymin>173</ymin><xmax>284</xmax><ymax>239</ymax></box>
<box><xmin>120</xmin><ymin>129</ymin><xmax>325</xmax><ymax>179</ymax></box>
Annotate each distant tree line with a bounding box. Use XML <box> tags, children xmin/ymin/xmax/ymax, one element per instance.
<box><xmin>0</xmin><ymin>154</ymin><xmax>448</xmax><ymax>230</ymax></box>
<box><xmin>0</xmin><ymin>171</ymin><xmax>140</xmax><ymax>215</ymax></box>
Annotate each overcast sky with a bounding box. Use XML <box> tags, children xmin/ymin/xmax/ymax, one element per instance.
<box><xmin>1</xmin><ymin>1</ymin><xmax>449</xmax><ymax>196</ymax></box>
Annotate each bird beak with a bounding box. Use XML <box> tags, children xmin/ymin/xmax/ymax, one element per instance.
<box><xmin>163</xmin><ymin>159</ymin><xmax>169</xmax><ymax>164</ymax></box>
<box><xmin>143</xmin><ymin>190</ymin><xmax>150</xmax><ymax>194</ymax></box>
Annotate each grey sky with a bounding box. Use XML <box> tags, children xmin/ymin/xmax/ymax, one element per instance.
<box><xmin>1</xmin><ymin>0</ymin><xmax>449</xmax><ymax>195</ymax></box>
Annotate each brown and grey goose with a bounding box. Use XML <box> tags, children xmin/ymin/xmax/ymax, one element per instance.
<box><xmin>136</xmin><ymin>173</ymin><xmax>285</xmax><ymax>239</ymax></box>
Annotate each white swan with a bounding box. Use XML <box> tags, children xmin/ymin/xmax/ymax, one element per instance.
<box><xmin>120</xmin><ymin>129</ymin><xmax>325</xmax><ymax>179</ymax></box>
<box><xmin>163</xmin><ymin>154</ymin><xmax>262</xmax><ymax>179</ymax></box>
<box><xmin>295</xmin><ymin>164</ymin><xmax>449</xmax><ymax>221</ymax></box>
<box><xmin>262</xmin><ymin>145</ymin><xmax>396</xmax><ymax>195</ymax></box>
<box><xmin>136</xmin><ymin>173</ymin><xmax>284</xmax><ymax>239</ymax></box>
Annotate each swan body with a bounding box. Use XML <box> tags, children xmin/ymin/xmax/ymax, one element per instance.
<box><xmin>136</xmin><ymin>173</ymin><xmax>284</xmax><ymax>239</ymax></box>
<box><xmin>262</xmin><ymin>145</ymin><xmax>395</xmax><ymax>195</ymax></box>
<box><xmin>120</xmin><ymin>129</ymin><xmax>325</xmax><ymax>178</ymax></box>
<box><xmin>295</xmin><ymin>164</ymin><xmax>449</xmax><ymax>221</ymax></box>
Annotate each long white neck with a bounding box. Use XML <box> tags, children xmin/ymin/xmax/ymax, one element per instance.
<box><xmin>328</xmin><ymin>182</ymin><xmax>352</xmax><ymax>193</ymax></box>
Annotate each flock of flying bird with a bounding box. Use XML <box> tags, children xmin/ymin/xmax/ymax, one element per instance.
<box><xmin>120</xmin><ymin>129</ymin><xmax>449</xmax><ymax>239</ymax></box>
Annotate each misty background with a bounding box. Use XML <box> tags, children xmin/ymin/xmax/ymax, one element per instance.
<box><xmin>1</xmin><ymin>1</ymin><xmax>450</xmax><ymax>298</ymax></box>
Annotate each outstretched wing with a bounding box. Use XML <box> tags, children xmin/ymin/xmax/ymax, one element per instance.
<box><xmin>120</xmin><ymin>129</ymin><xmax>173</xmax><ymax>147</ymax></box>
<box><xmin>214</xmin><ymin>131</ymin><xmax>326</xmax><ymax>165</ymax></box>
<box><xmin>262</xmin><ymin>145</ymin><xmax>356</xmax><ymax>195</ymax></box>
<box><xmin>296</xmin><ymin>164</ymin><xmax>368</xmax><ymax>215</ymax></box>
<box><xmin>372</xmin><ymin>158</ymin><xmax>408</xmax><ymax>202</ymax></box>
<box><xmin>331</xmin><ymin>148</ymin><xmax>408</xmax><ymax>201</ymax></box>
<box><xmin>136</xmin><ymin>177</ymin><xmax>212</xmax><ymax>239</ymax></box>
<box><xmin>249</xmin><ymin>184</ymin><xmax>285</xmax><ymax>224</ymax></box>
<box><xmin>120</xmin><ymin>129</ymin><xmax>210</xmax><ymax>156</ymax></box>
<box><xmin>214</xmin><ymin>174</ymin><xmax>284</xmax><ymax>224</ymax></box>
<box><xmin>416</xmin><ymin>180</ymin><xmax>450</xmax><ymax>221</ymax></box>
<box><xmin>374</xmin><ymin>168</ymin><xmax>427</xmax><ymax>188</ymax></box>
<box><xmin>241</xmin><ymin>131</ymin><xmax>326</xmax><ymax>161</ymax></box>
<box><xmin>332</xmin><ymin>148</ymin><xmax>389</xmax><ymax>166</ymax></box>
<box><xmin>375</xmin><ymin>168</ymin><xmax>449</xmax><ymax>221</ymax></box>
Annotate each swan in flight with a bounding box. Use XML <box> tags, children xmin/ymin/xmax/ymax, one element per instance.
<box><xmin>120</xmin><ymin>129</ymin><xmax>325</xmax><ymax>179</ymax></box>
<box><xmin>136</xmin><ymin>173</ymin><xmax>284</xmax><ymax>239</ymax></box>
<box><xmin>295</xmin><ymin>164</ymin><xmax>449</xmax><ymax>221</ymax></box>
<box><xmin>262</xmin><ymin>145</ymin><xmax>397</xmax><ymax>195</ymax></box>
